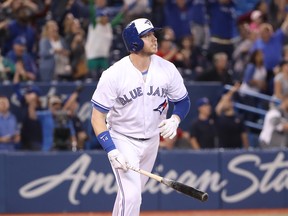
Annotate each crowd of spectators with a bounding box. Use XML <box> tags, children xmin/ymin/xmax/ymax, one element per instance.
<box><xmin>1</xmin><ymin>0</ymin><xmax>288</xmax><ymax>151</ymax></box>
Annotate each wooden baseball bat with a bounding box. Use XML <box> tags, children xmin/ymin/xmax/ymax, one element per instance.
<box><xmin>127</xmin><ymin>164</ymin><xmax>208</xmax><ymax>202</ymax></box>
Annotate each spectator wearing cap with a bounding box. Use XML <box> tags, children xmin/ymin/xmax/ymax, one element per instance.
<box><xmin>189</xmin><ymin>97</ymin><xmax>218</xmax><ymax>150</ymax></box>
<box><xmin>0</xmin><ymin>95</ymin><xmax>20</xmax><ymax>151</ymax></box>
<box><xmin>6</xmin><ymin>36</ymin><xmax>37</xmax><ymax>81</ymax></box>
<box><xmin>27</xmin><ymin>95</ymin><xmax>77</xmax><ymax>151</ymax></box>
<box><xmin>13</xmin><ymin>83</ymin><xmax>42</xmax><ymax>113</ymax></box>
<box><xmin>274</xmin><ymin>60</ymin><xmax>288</xmax><ymax>101</ymax></box>
<box><xmin>249</xmin><ymin>10</ymin><xmax>264</xmax><ymax>35</ymax></box>
<box><xmin>215</xmin><ymin>83</ymin><xmax>249</xmax><ymax>149</ymax></box>
<box><xmin>12</xmin><ymin>75</ymin><xmax>43</xmax><ymax>150</ymax></box>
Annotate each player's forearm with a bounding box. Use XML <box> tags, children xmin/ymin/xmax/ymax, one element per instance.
<box><xmin>91</xmin><ymin>108</ymin><xmax>116</xmax><ymax>152</ymax></box>
<box><xmin>91</xmin><ymin>108</ymin><xmax>108</xmax><ymax>136</ymax></box>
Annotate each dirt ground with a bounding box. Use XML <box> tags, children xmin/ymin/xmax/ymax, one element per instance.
<box><xmin>1</xmin><ymin>209</ymin><xmax>288</xmax><ymax>216</ymax></box>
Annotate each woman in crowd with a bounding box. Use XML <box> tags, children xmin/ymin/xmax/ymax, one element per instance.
<box><xmin>38</xmin><ymin>20</ymin><xmax>71</xmax><ymax>81</ymax></box>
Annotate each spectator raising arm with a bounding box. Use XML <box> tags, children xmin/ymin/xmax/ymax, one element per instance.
<box><xmin>280</xmin><ymin>14</ymin><xmax>288</xmax><ymax>35</ymax></box>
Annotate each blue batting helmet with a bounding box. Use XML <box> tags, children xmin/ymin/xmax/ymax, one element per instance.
<box><xmin>122</xmin><ymin>18</ymin><xmax>161</xmax><ymax>53</ymax></box>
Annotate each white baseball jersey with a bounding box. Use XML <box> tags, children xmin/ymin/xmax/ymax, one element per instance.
<box><xmin>91</xmin><ymin>54</ymin><xmax>188</xmax><ymax>138</ymax></box>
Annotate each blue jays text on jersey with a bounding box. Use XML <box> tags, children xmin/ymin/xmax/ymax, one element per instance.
<box><xmin>118</xmin><ymin>85</ymin><xmax>168</xmax><ymax>106</ymax></box>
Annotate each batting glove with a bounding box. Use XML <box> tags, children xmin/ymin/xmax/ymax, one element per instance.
<box><xmin>108</xmin><ymin>149</ymin><xmax>128</xmax><ymax>171</ymax></box>
<box><xmin>158</xmin><ymin>115</ymin><xmax>180</xmax><ymax>139</ymax></box>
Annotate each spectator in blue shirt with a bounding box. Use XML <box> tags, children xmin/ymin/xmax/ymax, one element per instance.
<box><xmin>207</xmin><ymin>0</ymin><xmax>238</xmax><ymax>60</ymax></box>
<box><xmin>250</xmin><ymin>15</ymin><xmax>288</xmax><ymax>95</ymax></box>
<box><xmin>0</xmin><ymin>95</ymin><xmax>20</xmax><ymax>151</ymax></box>
<box><xmin>6</xmin><ymin>36</ymin><xmax>37</xmax><ymax>82</ymax></box>
<box><xmin>28</xmin><ymin>95</ymin><xmax>77</xmax><ymax>151</ymax></box>
<box><xmin>164</xmin><ymin>0</ymin><xmax>194</xmax><ymax>42</ymax></box>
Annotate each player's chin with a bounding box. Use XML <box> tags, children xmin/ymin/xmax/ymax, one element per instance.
<box><xmin>143</xmin><ymin>46</ymin><xmax>157</xmax><ymax>55</ymax></box>
<box><xmin>151</xmin><ymin>47</ymin><xmax>158</xmax><ymax>54</ymax></box>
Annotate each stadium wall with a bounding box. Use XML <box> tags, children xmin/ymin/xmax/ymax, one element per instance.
<box><xmin>0</xmin><ymin>149</ymin><xmax>287</xmax><ymax>213</ymax></box>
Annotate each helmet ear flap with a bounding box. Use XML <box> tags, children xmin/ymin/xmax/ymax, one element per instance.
<box><xmin>131</xmin><ymin>40</ymin><xmax>144</xmax><ymax>52</ymax></box>
<box><xmin>122</xmin><ymin>23</ymin><xmax>144</xmax><ymax>52</ymax></box>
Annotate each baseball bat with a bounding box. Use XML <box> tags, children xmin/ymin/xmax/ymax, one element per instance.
<box><xmin>127</xmin><ymin>164</ymin><xmax>208</xmax><ymax>202</ymax></box>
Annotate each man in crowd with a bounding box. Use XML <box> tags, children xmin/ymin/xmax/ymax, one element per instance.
<box><xmin>0</xmin><ymin>95</ymin><xmax>20</xmax><ymax>150</ymax></box>
<box><xmin>190</xmin><ymin>97</ymin><xmax>218</xmax><ymax>149</ymax></box>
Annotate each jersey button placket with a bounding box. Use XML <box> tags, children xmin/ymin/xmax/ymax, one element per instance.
<box><xmin>143</xmin><ymin>82</ymin><xmax>149</xmax><ymax>137</ymax></box>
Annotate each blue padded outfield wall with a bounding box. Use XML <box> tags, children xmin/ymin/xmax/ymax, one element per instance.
<box><xmin>0</xmin><ymin>149</ymin><xmax>288</xmax><ymax>213</ymax></box>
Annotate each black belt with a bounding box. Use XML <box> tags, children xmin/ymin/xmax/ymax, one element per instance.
<box><xmin>127</xmin><ymin>136</ymin><xmax>150</xmax><ymax>141</ymax></box>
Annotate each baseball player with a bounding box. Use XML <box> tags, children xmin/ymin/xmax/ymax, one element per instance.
<box><xmin>90</xmin><ymin>18</ymin><xmax>190</xmax><ymax>216</ymax></box>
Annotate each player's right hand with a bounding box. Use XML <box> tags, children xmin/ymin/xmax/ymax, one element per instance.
<box><xmin>108</xmin><ymin>149</ymin><xmax>128</xmax><ymax>171</ymax></box>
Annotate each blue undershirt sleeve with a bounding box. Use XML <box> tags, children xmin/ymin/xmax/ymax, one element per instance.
<box><xmin>172</xmin><ymin>95</ymin><xmax>191</xmax><ymax>121</ymax></box>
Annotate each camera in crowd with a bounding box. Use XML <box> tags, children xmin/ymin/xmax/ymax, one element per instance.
<box><xmin>54</xmin><ymin>110</ymin><xmax>69</xmax><ymax>127</ymax></box>
<box><xmin>53</xmin><ymin>110</ymin><xmax>71</xmax><ymax>151</ymax></box>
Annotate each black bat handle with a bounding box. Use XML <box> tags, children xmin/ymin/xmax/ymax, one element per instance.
<box><xmin>174</xmin><ymin>181</ymin><xmax>208</xmax><ymax>202</ymax></box>
<box><xmin>162</xmin><ymin>178</ymin><xmax>209</xmax><ymax>202</ymax></box>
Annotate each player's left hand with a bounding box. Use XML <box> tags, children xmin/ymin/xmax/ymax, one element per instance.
<box><xmin>158</xmin><ymin>115</ymin><xmax>180</xmax><ymax>139</ymax></box>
